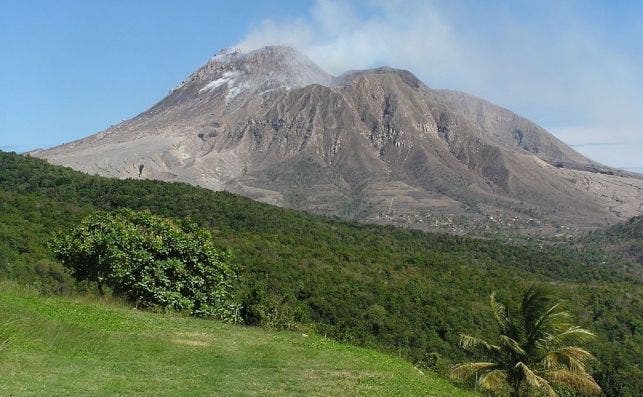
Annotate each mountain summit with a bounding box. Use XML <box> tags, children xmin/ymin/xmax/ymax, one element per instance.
<box><xmin>32</xmin><ymin>46</ymin><xmax>642</xmax><ymax>234</ymax></box>
<box><xmin>170</xmin><ymin>46</ymin><xmax>334</xmax><ymax>106</ymax></box>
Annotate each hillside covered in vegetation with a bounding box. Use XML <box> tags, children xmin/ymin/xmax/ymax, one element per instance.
<box><xmin>580</xmin><ymin>216</ymin><xmax>643</xmax><ymax>267</ymax></box>
<box><xmin>0</xmin><ymin>151</ymin><xmax>641</xmax><ymax>395</ymax></box>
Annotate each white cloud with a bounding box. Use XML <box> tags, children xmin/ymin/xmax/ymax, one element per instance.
<box><xmin>237</xmin><ymin>0</ymin><xmax>463</xmax><ymax>77</ymax></box>
<box><xmin>236</xmin><ymin>0</ymin><xmax>643</xmax><ymax>171</ymax></box>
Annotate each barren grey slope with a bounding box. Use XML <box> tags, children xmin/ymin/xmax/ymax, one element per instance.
<box><xmin>32</xmin><ymin>46</ymin><xmax>643</xmax><ymax>235</ymax></box>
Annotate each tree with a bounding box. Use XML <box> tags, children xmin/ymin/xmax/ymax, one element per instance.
<box><xmin>450</xmin><ymin>286</ymin><xmax>601</xmax><ymax>396</ymax></box>
<box><xmin>52</xmin><ymin>209</ymin><xmax>240</xmax><ymax>322</ymax></box>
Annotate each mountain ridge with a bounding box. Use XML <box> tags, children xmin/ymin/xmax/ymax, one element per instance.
<box><xmin>31</xmin><ymin>45</ymin><xmax>643</xmax><ymax>235</ymax></box>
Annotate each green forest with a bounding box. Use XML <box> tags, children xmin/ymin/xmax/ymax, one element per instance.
<box><xmin>0</xmin><ymin>151</ymin><xmax>641</xmax><ymax>396</ymax></box>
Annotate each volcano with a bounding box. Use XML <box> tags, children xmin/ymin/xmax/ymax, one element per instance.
<box><xmin>32</xmin><ymin>46</ymin><xmax>643</xmax><ymax>234</ymax></box>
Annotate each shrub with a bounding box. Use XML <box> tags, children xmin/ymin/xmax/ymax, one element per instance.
<box><xmin>52</xmin><ymin>209</ymin><xmax>240</xmax><ymax>322</ymax></box>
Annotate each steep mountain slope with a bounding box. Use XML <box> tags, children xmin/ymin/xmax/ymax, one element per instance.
<box><xmin>32</xmin><ymin>46</ymin><xmax>642</xmax><ymax>234</ymax></box>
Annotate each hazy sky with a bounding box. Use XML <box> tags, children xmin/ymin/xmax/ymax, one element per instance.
<box><xmin>1</xmin><ymin>0</ymin><xmax>642</xmax><ymax>171</ymax></box>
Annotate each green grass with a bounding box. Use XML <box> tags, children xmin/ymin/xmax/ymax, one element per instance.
<box><xmin>0</xmin><ymin>283</ymin><xmax>474</xmax><ymax>396</ymax></box>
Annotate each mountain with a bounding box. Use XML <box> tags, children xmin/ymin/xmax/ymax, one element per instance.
<box><xmin>31</xmin><ymin>45</ymin><xmax>643</xmax><ymax>234</ymax></box>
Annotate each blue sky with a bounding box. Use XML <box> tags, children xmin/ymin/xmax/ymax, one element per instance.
<box><xmin>1</xmin><ymin>0</ymin><xmax>642</xmax><ymax>171</ymax></box>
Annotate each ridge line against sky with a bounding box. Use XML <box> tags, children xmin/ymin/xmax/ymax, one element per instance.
<box><xmin>1</xmin><ymin>0</ymin><xmax>642</xmax><ymax>171</ymax></box>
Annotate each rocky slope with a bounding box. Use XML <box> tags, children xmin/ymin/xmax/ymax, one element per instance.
<box><xmin>31</xmin><ymin>46</ymin><xmax>643</xmax><ymax>235</ymax></box>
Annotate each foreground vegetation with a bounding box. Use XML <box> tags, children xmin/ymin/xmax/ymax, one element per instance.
<box><xmin>452</xmin><ymin>286</ymin><xmax>601</xmax><ymax>396</ymax></box>
<box><xmin>0</xmin><ymin>282</ymin><xmax>472</xmax><ymax>396</ymax></box>
<box><xmin>1</xmin><ymin>151</ymin><xmax>641</xmax><ymax>395</ymax></box>
<box><xmin>52</xmin><ymin>209</ymin><xmax>240</xmax><ymax>320</ymax></box>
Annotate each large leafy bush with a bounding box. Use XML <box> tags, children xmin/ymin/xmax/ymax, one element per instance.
<box><xmin>52</xmin><ymin>209</ymin><xmax>240</xmax><ymax>321</ymax></box>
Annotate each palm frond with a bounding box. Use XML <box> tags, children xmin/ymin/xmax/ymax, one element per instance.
<box><xmin>499</xmin><ymin>334</ymin><xmax>526</xmax><ymax>356</ymax></box>
<box><xmin>542</xmin><ymin>347</ymin><xmax>594</xmax><ymax>373</ymax></box>
<box><xmin>542</xmin><ymin>326</ymin><xmax>595</xmax><ymax>348</ymax></box>
<box><xmin>543</xmin><ymin>352</ymin><xmax>584</xmax><ymax>374</ymax></box>
<box><xmin>543</xmin><ymin>310</ymin><xmax>572</xmax><ymax>329</ymax></box>
<box><xmin>515</xmin><ymin>362</ymin><xmax>557</xmax><ymax>397</ymax></box>
<box><xmin>450</xmin><ymin>362</ymin><xmax>498</xmax><ymax>381</ymax></box>
<box><xmin>546</xmin><ymin>369</ymin><xmax>602</xmax><ymax>395</ymax></box>
<box><xmin>521</xmin><ymin>285</ymin><xmax>550</xmax><ymax>329</ymax></box>
<box><xmin>490</xmin><ymin>292</ymin><xmax>511</xmax><ymax>332</ymax></box>
<box><xmin>531</xmin><ymin>302</ymin><xmax>571</xmax><ymax>337</ymax></box>
<box><xmin>532</xmin><ymin>311</ymin><xmax>574</xmax><ymax>345</ymax></box>
<box><xmin>457</xmin><ymin>287</ymin><xmax>600</xmax><ymax>397</ymax></box>
<box><xmin>477</xmin><ymin>369</ymin><xmax>508</xmax><ymax>392</ymax></box>
<box><xmin>458</xmin><ymin>333</ymin><xmax>500</xmax><ymax>353</ymax></box>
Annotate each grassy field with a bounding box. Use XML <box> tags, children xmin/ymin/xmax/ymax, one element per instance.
<box><xmin>0</xmin><ymin>283</ymin><xmax>474</xmax><ymax>397</ymax></box>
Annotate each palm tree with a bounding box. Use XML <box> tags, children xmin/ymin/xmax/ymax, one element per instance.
<box><xmin>450</xmin><ymin>286</ymin><xmax>601</xmax><ymax>396</ymax></box>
